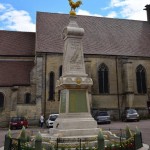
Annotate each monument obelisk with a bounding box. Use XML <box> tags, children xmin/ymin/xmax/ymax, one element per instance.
<box><xmin>50</xmin><ymin>0</ymin><xmax>98</xmax><ymax>137</ymax></box>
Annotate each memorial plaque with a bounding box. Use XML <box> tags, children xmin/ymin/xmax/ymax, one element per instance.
<box><xmin>69</xmin><ymin>90</ymin><xmax>88</xmax><ymax>113</ymax></box>
<box><xmin>60</xmin><ymin>90</ymin><xmax>67</xmax><ymax>113</ymax></box>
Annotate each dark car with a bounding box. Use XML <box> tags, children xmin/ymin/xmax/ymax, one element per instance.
<box><xmin>121</xmin><ymin>109</ymin><xmax>140</xmax><ymax>122</ymax></box>
<box><xmin>9</xmin><ymin>117</ymin><xmax>28</xmax><ymax>129</ymax></box>
<box><xmin>95</xmin><ymin>111</ymin><xmax>111</xmax><ymax>124</ymax></box>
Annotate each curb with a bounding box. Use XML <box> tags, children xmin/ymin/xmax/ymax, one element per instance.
<box><xmin>138</xmin><ymin>144</ymin><xmax>149</xmax><ymax>150</ymax></box>
<box><xmin>0</xmin><ymin>147</ymin><xmax>4</xmax><ymax>150</ymax></box>
<box><xmin>0</xmin><ymin>144</ymin><xmax>149</xmax><ymax>150</ymax></box>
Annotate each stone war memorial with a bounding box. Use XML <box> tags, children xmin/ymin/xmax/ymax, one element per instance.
<box><xmin>49</xmin><ymin>0</ymin><xmax>99</xmax><ymax>138</ymax></box>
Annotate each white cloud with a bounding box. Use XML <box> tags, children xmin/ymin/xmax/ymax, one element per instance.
<box><xmin>77</xmin><ymin>9</ymin><xmax>102</xmax><ymax>17</ymax></box>
<box><xmin>0</xmin><ymin>3</ymin><xmax>5</xmax><ymax>11</ymax></box>
<box><xmin>109</xmin><ymin>0</ymin><xmax>149</xmax><ymax>21</ymax></box>
<box><xmin>0</xmin><ymin>3</ymin><xmax>35</xmax><ymax>32</ymax></box>
<box><xmin>106</xmin><ymin>11</ymin><xmax>117</xmax><ymax>18</ymax></box>
<box><xmin>76</xmin><ymin>1</ymin><xmax>149</xmax><ymax>21</ymax></box>
<box><xmin>110</xmin><ymin>0</ymin><xmax>125</xmax><ymax>7</ymax></box>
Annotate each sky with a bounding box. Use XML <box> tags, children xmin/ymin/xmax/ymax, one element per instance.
<box><xmin>0</xmin><ymin>0</ymin><xmax>149</xmax><ymax>32</ymax></box>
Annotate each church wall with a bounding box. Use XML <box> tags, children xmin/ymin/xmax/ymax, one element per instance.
<box><xmin>92</xmin><ymin>95</ymin><xmax>118</xmax><ymax>108</ymax></box>
<box><xmin>0</xmin><ymin>87</ymin><xmax>12</xmax><ymax>111</ymax></box>
<box><xmin>0</xmin><ymin>62</ymin><xmax>38</xmax><ymax>127</ymax></box>
<box><xmin>84</xmin><ymin>55</ymin><xmax>150</xmax><ymax>116</ymax></box>
<box><xmin>44</xmin><ymin>54</ymin><xmax>120</xmax><ymax>117</ymax></box>
<box><xmin>8</xmin><ymin>54</ymin><xmax>149</xmax><ymax>122</ymax></box>
<box><xmin>35</xmin><ymin>55</ymin><xmax>44</xmax><ymax>122</ymax></box>
<box><xmin>14</xmin><ymin>65</ymin><xmax>38</xmax><ymax>124</ymax></box>
<box><xmin>10</xmin><ymin>63</ymin><xmax>37</xmax><ymax>123</ymax></box>
<box><xmin>40</xmin><ymin>53</ymin><xmax>150</xmax><ymax>120</ymax></box>
<box><xmin>44</xmin><ymin>54</ymin><xmax>62</xmax><ymax>117</ymax></box>
<box><xmin>85</xmin><ymin>55</ymin><xmax>120</xmax><ymax>109</ymax></box>
<box><xmin>1</xmin><ymin>54</ymin><xmax>150</xmax><ymax>124</ymax></box>
<box><xmin>132</xmin><ymin>58</ymin><xmax>150</xmax><ymax>110</ymax></box>
<box><xmin>133</xmin><ymin>95</ymin><xmax>147</xmax><ymax>107</ymax></box>
<box><xmin>132</xmin><ymin>58</ymin><xmax>150</xmax><ymax>94</ymax></box>
<box><xmin>0</xmin><ymin>85</ymin><xmax>37</xmax><ymax>126</ymax></box>
<box><xmin>89</xmin><ymin>56</ymin><xmax>118</xmax><ymax>95</ymax></box>
<box><xmin>17</xmin><ymin>86</ymin><xmax>36</xmax><ymax>104</ymax></box>
<box><xmin>15</xmin><ymin>104</ymin><xmax>38</xmax><ymax>125</ymax></box>
<box><xmin>0</xmin><ymin>87</ymin><xmax>12</xmax><ymax>127</ymax></box>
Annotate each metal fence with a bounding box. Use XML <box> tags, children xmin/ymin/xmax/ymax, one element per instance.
<box><xmin>55</xmin><ymin>137</ymin><xmax>97</xmax><ymax>150</ymax></box>
<box><xmin>10</xmin><ymin>138</ymin><xmax>21</xmax><ymax>150</ymax></box>
<box><xmin>5</xmin><ymin>128</ymin><xmax>143</xmax><ymax>150</ymax></box>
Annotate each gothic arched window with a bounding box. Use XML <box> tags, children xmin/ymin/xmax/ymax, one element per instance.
<box><xmin>0</xmin><ymin>92</ymin><xmax>4</xmax><ymax>108</ymax></box>
<box><xmin>25</xmin><ymin>93</ymin><xmax>31</xmax><ymax>104</ymax></box>
<box><xmin>49</xmin><ymin>71</ymin><xmax>55</xmax><ymax>100</ymax></box>
<box><xmin>58</xmin><ymin>65</ymin><xmax>62</xmax><ymax>101</ymax></box>
<box><xmin>136</xmin><ymin>65</ymin><xmax>147</xmax><ymax>94</ymax></box>
<box><xmin>98</xmin><ymin>63</ymin><xmax>109</xmax><ymax>94</ymax></box>
<box><xmin>59</xmin><ymin>65</ymin><xmax>62</xmax><ymax>77</ymax></box>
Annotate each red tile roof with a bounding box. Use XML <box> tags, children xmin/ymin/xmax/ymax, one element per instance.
<box><xmin>0</xmin><ymin>30</ymin><xmax>35</xmax><ymax>56</ymax></box>
<box><xmin>36</xmin><ymin>12</ymin><xmax>150</xmax><ymax>57</ymax></box>
<box><xmin>0</xmin><ymin>61</ymin><xmax>34</xmax><ymax>86</ymax></box>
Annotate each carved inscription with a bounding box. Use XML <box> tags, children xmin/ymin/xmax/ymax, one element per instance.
<box><xmin>63</xmin><ymin>39</ymin><xmax>86</xmax><ymax>75</ymax></box>
<box><xmin>69</xmin><ymin>40</ymin><xmax>84</xmax><ymax>72</ymax></box>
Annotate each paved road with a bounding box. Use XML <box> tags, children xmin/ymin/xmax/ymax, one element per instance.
<box><xmin>0</xmin><ymin>120</ymin><xmax>150</xmax><ymax>147</ymax></box>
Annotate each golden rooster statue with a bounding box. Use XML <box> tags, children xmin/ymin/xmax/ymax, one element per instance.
<box><xmin>68</xmin><ymin>0</ymin><xmax>82</xmax><ymax>16</ymax></box>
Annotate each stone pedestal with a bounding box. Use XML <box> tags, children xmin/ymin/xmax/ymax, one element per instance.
<box><xmin>49</xmin><ymin>16</ymin><xmax>98</xmax><ymax>137</ymax></box>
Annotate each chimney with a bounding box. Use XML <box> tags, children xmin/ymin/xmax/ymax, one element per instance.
<box><xmin>144</xmin><ymin>5</ymin><xmax>150</xmax><ymax>22</ymax></box>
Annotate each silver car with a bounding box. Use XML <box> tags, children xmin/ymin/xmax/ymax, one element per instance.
<box><xmin>121</xmin><ymin>109</ymin><xmax>140</xmax><ymax>122</ymax></box>
<box><xmin>96</xmin><ymin>111</ymin><xmax>111</xmax><ymax>124</ymax></box>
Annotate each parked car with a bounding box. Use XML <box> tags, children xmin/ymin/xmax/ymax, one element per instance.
<box><xmin>121</xmin><ymin>109</ymin><xmax>140</xmax><ymax>122</ymax></box>
<box><xmin>95</xmin><ymin>111</ymin><xmax>111</xmax><ymax>124</ymax></box>
<box><xmin>9</xmin><ymin>117</ymin><xmax>28</xmax><ymax>129</ymax></box>
<box><xmin>46</xmin><ymin>114</ymin><xmax>59</xmax><ymax>128</ymax></box>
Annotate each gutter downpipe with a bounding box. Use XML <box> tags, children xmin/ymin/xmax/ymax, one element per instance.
<box><xmin>44</xmin><ymin>53</ymin><xmax>47</xmax><ymax>118</ymax></box>
<box><xmin>116</xmin><ymin>56</ymin><xmax>120</xmax><ymax>119</ymax></box>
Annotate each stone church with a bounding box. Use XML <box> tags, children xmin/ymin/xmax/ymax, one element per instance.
<box><xmin>1</xmin><ymin>5</ymin><xmax>150</xmax><ymax>126</ymax></box>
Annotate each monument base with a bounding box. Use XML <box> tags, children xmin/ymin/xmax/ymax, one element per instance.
<box><xmin>49</xmin><ymin>113</ymin><xmax>99</xmax><ymax>138</ymax></box>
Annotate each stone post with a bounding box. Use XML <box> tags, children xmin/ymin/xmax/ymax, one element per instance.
<box><xmin>19</xmin><ymin>126</ymin><xmax>27</xmax><ymax>142</ymax></box>
<box><xmin>97</xmin><ymin>130</ymin><xmax>104</xmax><ymax>150</ymax></box>
<box><xmin>4</xmin><ymin>129</ymin><xmax>12</xmax><ymax>150</ymax></box>
<box><xmin>134</xmin><ymin>127</ymin><xmax>143</xmax><ymax>149</ymax></box>
<box><xmin>35</xmin><ymin>131</ymin><xmax>43</xmax><ymax>150</ymax></box>
<box><xmin>125</xmin><ymin>125</ymin><xmax>132</xmax><ymax>139</ymax></box>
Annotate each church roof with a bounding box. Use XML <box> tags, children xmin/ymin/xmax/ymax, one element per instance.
<box><xmin>0</xmin><ymin>30</ymin><xmax>35</xmax><ymax>86</ymax></box>
<box><xmin>0</xmin><ymin>61</ymin><xmax>34</xmax><ymax>86</ymax></box>
<box><xmin>36</xmin><ymin>12</ymin><xmax>150</xmax><ymax>57</ymax></box>
<box><xmin>0</xmin><ymin>30</ymin><xmax>35</xmax><ymax>56</ymax></box>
